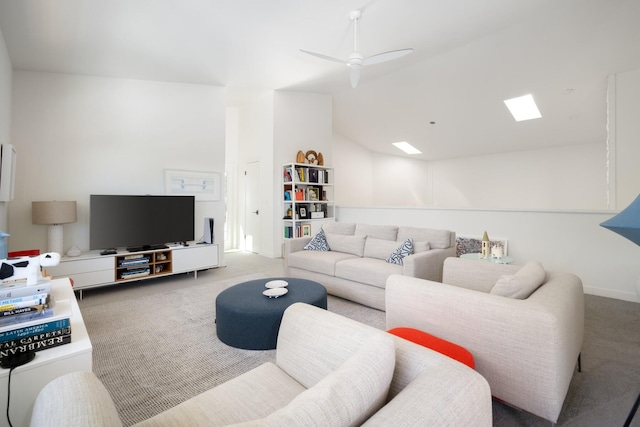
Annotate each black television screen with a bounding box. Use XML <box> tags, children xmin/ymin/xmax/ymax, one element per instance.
<box><xmin>90</xmin><ymin>195</ymin><xmax>195</xmax><ymax>251</ymax></box>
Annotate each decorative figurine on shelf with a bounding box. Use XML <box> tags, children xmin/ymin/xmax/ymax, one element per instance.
<box><xmin>296</xmin><ymin>150</ymin><xmax>305</xmax><ymax>163</ymax></box>
<box><xmin>481</xmin><ymin>231</ymin><xmax>491</xmax><ymax>258</ymax></box>
<box><xmin>296</xmin><ymin>150</ymin><xmax>325</xmax><ymax>165</ymax></box>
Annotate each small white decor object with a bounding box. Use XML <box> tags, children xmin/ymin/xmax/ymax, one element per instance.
<box><xmin>265</xmin><ymin>280</ymin><xmax>288</xmax><ymax>288</ymax></box>
<box><xmin>263</xmin><ymin>288</ymin><xmax>288</xmax><ymax>298</ymax></box>
<box><xmin>491</xmin><ymin>245</ymin><xmax>504</xmax><ymax>259</ymax></box>
<box><xmin>66</xmin><ymin>246</ymin><xmax>82</xmax><ymax>257</ymax></box>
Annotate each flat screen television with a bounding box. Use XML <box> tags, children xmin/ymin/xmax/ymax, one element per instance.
<box><xmin>90</xmin><ymin>195</ymin><xmax>195</xmax><ymax>251</ymax></box>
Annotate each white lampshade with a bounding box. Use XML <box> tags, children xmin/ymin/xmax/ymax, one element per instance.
<box><xmin>32</xmin><ymin>201</ymin><xmax>77</xmax><ymax>254</ymax></box>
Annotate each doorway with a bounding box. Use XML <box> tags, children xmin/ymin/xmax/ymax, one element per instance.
<box><xmin>244</xmin><ymin>161</ymin><xmax>260</xmax><ymax>253</ymax></box>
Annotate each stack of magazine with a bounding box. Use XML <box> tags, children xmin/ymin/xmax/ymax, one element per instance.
<box><xmin>0</xmin><ymin>278</ymin><xmax>72</xmax><ymax>362</ymax></box>
<box><xmin>119</xmin><ymin>254</ymin><xmax>151</xmax><ymax>279</ymax></box>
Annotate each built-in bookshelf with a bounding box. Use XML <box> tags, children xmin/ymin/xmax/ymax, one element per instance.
<box><xmin>282</xmin><ymin>162</ymin><xmax>334</xmax><ymax>239</ymax></box>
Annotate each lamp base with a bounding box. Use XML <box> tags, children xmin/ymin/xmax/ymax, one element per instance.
<box><xmin>47</xmin><ymin>224</ymin><xmax>64</xmax><ymax>255</ymax></box>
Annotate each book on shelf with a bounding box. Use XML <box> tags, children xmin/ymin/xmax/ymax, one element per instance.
<box><xmin>119</xmin><ymin>257</ymin><xmax>151</xmax><ymax>267</ymax></box>
<box><xmin>0</xmin><ymin>316</ymin><xmax>71</xmax><ymax>343</ymax></box>
<box><xmin>121</xmin><ymin>267</ymin><xmax>150</xmax><ymax>279</ymax></box>
<box><xmin>0</xmin><ymin>281</ymin><xmax>52</xmax><ymax>300</ymax></box>
<box><xmin>283</xmin><ymin>168</ymin><xmax>292</xmax><ymax>182</ymax></box>
<box><xmin>0</xmin><ymin>332</ymin><xmax>72</xmax><ymax>360</ymax></box>
<box><xmin>0</xmin><ymin>326</ymin><xmax>71</xmax><ymax>351</ymax></box>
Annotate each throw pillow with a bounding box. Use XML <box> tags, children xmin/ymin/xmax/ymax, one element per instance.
<box><xmin>490</xmin><ymin>261</ymin><xmax>546</xmax><ymax>299</ymax></box>
<box><xmin>386</xmin><ymin>238</ymin><xmax>413</xmax><ymax>265</ymax></box>
<box><xmin>304</xmin><ymin>229</ymin><xmax>330</xmax><ymax>251</ymax></box>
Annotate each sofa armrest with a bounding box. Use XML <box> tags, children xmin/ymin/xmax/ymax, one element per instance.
<box><xmin>402</xmin><ymin>247</ymin><xmax>455</xmax><ymax>282</ymax></box>
<box><xmin>30</xmin><ymin>371</ymin><xmax>123</xmax><ymax>427</ymax></box>
<box><xmin>283</xmin><ymin>237</ymin><xmax>311</xmax><ymax>258</ymax></box>
<box><xmin>363</xmin><ymin>367</ymin><xmax>492</xmax><ymax>427</ymax></box>
<box><xmin>385</xmin><ymin>273</ymin><xmax>584</xmax><ymax>423</ymax></box>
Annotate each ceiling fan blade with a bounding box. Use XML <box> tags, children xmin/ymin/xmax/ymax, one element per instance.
<box><xmin>350</xmin><ymin>68</ymin><xmax>361</xmax><ymax>88</ymax></box>
<box><xmin>300</xmin><ymin>49</ymin><xmax>346</xmax><ymax>64</ymax></box>
<box><xmin>363</xmin><ymin>48</ymin><xmax>414</xmax><ymax>66</ymax></box>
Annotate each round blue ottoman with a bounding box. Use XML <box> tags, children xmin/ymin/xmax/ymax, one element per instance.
<box><xmin>215</xmin><ymin>277</ymin><xmax>327</xmax><ymax>350</ymax></box>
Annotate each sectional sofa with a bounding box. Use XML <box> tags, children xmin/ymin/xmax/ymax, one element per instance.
<box><xmin>284</xmin><ymin>222</ymin><xmax>456</xmax><ymax>310</ymax></box>
<box><xmin>30</xmin><ymin>303</ymin><xmax>492</xmax><ymax>426</ymax></box>
<box><xmin>385</xmin><ymin>257</ymin><xmax>585</xmax><ymax>423</ymax></box>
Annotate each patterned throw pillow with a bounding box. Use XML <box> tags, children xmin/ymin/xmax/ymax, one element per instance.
<box><xmin>304</xmin><ymin>228</ymin><xmax>330</xmax><ymax>251</ymax></box>
<box><xmin>386</xmin><ymin>238</ymin><xmax>413</xmax><ymax>265</ymax></box>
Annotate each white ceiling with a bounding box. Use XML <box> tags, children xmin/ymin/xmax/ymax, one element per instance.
<box><xmin>1</xmin><ymin>0</ymin><xmax>639</xmax><ymax>160</ymax></box>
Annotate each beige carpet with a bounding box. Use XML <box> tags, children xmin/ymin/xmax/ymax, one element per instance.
<box><xmin>82</xmin><ymin>273</ymin><xmax>385</xmax><ymax>426</ymax></box>
<box><xmin>80</xmin><ymin>263</ymin><xmax>640</xmax><ymax>426</ymax></box>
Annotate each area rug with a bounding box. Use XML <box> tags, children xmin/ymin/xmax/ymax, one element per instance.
<box><xmin>81</xmin><ymin>273</ymin><xmax>385</xmax><ymax>426</ymax></box>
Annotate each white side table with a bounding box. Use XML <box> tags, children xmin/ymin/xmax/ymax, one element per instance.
<box><xmin>460</xmin><ymin>253</ymin><xmax>515</xmax><ymax>264</ymax></box>
<box><xmin>0</xmin><ymin>278</ymin><xmax>93</xmax><ymax>427</ymax></box>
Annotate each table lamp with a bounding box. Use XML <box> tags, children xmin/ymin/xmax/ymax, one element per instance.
<box><xmin>32</xmin><ymin>201</ymin><xmax>77</xmax><ymax>254</ymax></box>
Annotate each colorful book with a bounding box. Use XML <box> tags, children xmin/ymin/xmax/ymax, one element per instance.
<box><xmin>0</xmin><ymin>292</ymin><xmax>49</xmax><ymax>308</ymax></box>
<box><xmin>0</xmin><ymin>333</ymin><xmax>71</xmax><ymax>360</ymax></box>
<box><xmin>0</xmin><ymin>305</ymin><xmax>55</xmax><ymax>327</ymax></box>
<box><xmin>0</xmin><ymin>326</ymin><xmax>71</xmax><ymax>351</ymax></box>
<box><xmin>0</xmin><ymin>317</ymin><xmax>71</xmax><ymax>342</ymax></box>
<box><xmin>0</xmin><ymin>282</ymin><xmax>52</xmax><ymax>300</ymax></box>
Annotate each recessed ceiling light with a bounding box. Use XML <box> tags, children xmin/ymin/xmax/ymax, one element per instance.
<box><xmin>392</xmin><ymin>141</ymin><xmax>421</xmax><ymax>155</ymax></box>
<box><xmin>504</xmin><ymin>94</ymin><xmax>541</xmax><ymax>121</ymax></box>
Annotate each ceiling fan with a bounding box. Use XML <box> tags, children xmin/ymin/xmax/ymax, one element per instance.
<box><xmin>300</xmin><ymin>9</ymin><xmax>413</xmax><ymax>88</ymax></box>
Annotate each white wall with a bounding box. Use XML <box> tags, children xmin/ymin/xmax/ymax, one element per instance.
<box><xmin>233</xmin><ymin>91</ymin><xmax>275</xmax><ymax>256</ymax></box>
<box><xmin>0</xmin><ymin>29</ymin><xmax>12</xmax><ymax>233</ymax></box>
<box><xmin>333</xmin><ymin>141</ymin><xmax>606</xmax><ymax>210</ymax></box>
<box><xmin>613</xmin><ymin>68</ymin><xmax>640</xmax><ymax>209</ymax></box>
<box><xmin>9</xmin><ymin>71</ymin><xmax>226</xmax><ymax>258</ymax></box>
<box><xmin>336</xmin><ymin>206</ymin><xmax>640</xmax><ymax>303</ymax></box>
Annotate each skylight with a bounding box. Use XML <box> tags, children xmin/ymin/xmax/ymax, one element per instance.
<box><xmin>504</xmin><ymin>94</ymin><xmax>541</xmax><ymax>121</ymax></box>
<box><xmin>392</xmin><ymin>141</ymin><xmax>421</xmax><ymax>155</ymax></box>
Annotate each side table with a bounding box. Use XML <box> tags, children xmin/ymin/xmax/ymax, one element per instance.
<box><xmin>0</xmin><ymin>278</ymin><xmax>93</xmax><ymax>427</ymax></box>
<box><xmin>460</xmin><ymin>253</ymin><xmax>514</xmax><ymax>264</ymax></box>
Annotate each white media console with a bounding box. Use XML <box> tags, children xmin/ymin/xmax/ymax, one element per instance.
<box><xmin>47</xmin><ymin>242</ymin><xmax>219</xmax><ymax>297</ymax></box>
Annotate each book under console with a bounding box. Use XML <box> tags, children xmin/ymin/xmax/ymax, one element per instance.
<box><xmin>47</xmin><ymin>243</ymin><xmax>219</xmax><ymax>297</ymax></box>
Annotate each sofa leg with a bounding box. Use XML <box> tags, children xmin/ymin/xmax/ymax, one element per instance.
<box><xmin>577</xmin><ymin>353</ymin><xmax>582</xmax><ymax>373</ymax></box>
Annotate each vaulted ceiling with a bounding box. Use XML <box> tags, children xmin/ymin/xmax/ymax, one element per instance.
<box><xmin>1</xmin><ymin>0</ymin><xmax>638</xmax><ymax>160</ymax></box>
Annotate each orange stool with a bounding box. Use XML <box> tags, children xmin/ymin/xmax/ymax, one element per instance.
<box><xmin>388</xmin><ymin>327</ymin><xmax>475</xmax><ymax>369</ymax></box>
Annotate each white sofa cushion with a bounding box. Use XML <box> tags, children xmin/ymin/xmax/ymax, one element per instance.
<box><xmin>263</xmin><ymin>334</ymin><xmax>395</xmax><ymax>427</ymax></box>
<box><xmin>137</xmin><ymin>362</ymin><xmax>305</xmax><ymax>427</ymax></box>
<box><xmin>325</xmin><ymin>233</ymin><xmax>367</xmax><ymax>257</ymax></box>
<box><xmin>490</xmin><ymin>261</ymin><xmax>546</xmax><ymax>299</ymax></box>
<box><xmin>323</xmin><ymin>221</ymin><xmax>356</xmax><ymax>235</ymax></box>
<box><xmin>413</xmin><ymin>241</ymin><xmax>431</xmax><ymax>253</ymax></box>
<box><xmin>287</xmin><ymin>250</ymin><xmax>358</xmax><ymax>276</ymax></box>
<box><xmin>335</xmin><ymin>258</ymin><xmax>402</xmax><ymax>289</ymax></box>
<box><xmin>364</xmin><ymin>238</ymin><xmax>403</xmax><ymax>260</ymax></box>
<box><xmin>397</xmin><ymin>227</ymin><xmax>451</xmax><ymax>250</ymax></box>
<box><xmin>355</xmin><ymin>224</ymin><xmax>398</xmax><ymax>241</ymax></box>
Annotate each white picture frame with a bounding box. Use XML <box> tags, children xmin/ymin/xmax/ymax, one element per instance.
<box><xmin>164</xmin><ymin>169</ymin><xmax>221</xmax><ymax>201</ymax></box>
